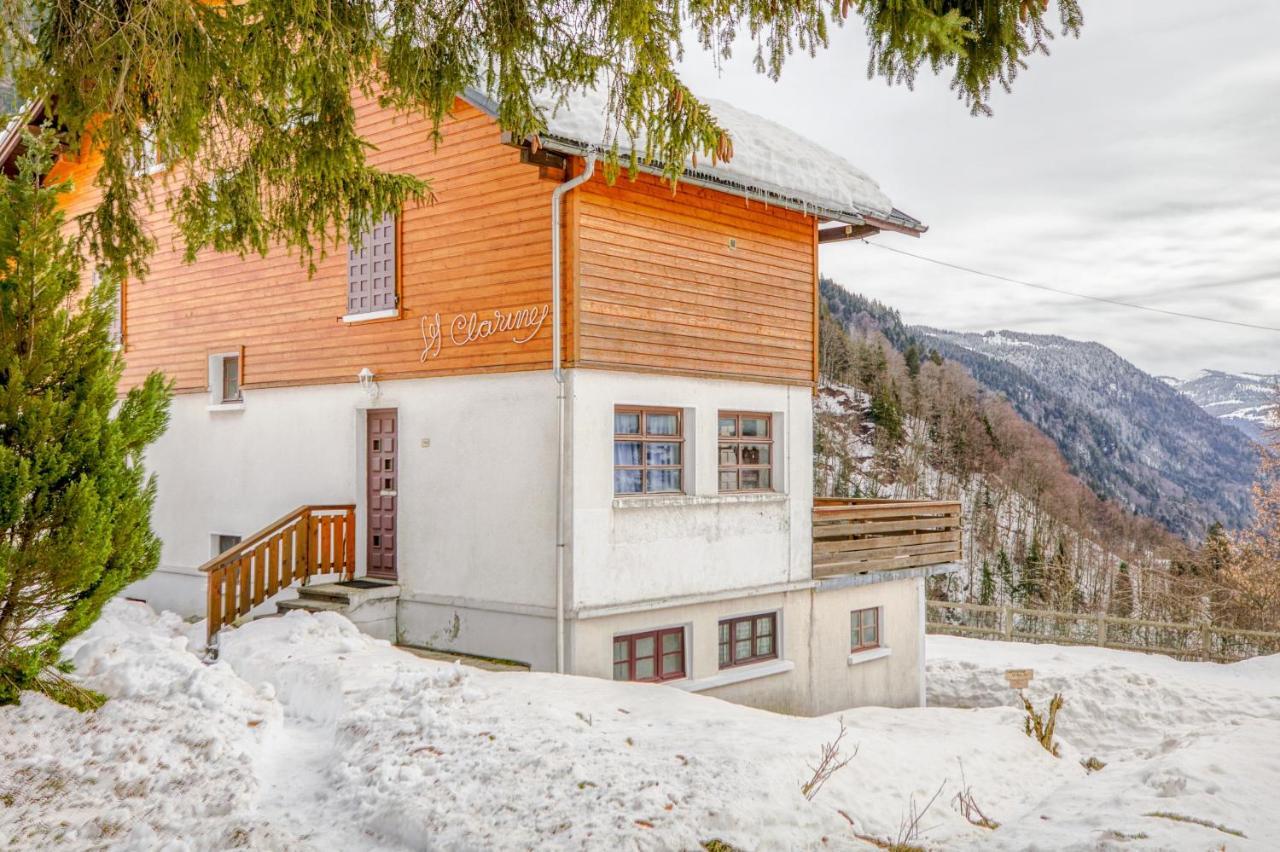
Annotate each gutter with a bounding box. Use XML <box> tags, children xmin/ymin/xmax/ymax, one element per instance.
<box><xmin>551</xmin><ymin>152</ymin><xmax>596</xmax><ymax>674</ymax></box>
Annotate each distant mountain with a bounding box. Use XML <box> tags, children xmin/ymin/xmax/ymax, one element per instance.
<box><xmin>1169</xmin><ymin>370</ymin><xmax>1277</xmax><ymax>443</ymax></box>
<box><xmin>819</xmin><ymin>279</ymin><xmax>1258</xmax><ymax>538</ymax></box>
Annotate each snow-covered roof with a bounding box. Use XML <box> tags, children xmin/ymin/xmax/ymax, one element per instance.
<box><xmin>463</xmin><ymin>87</ymin><xmax>924</xmax><ymax>234</ymax></box>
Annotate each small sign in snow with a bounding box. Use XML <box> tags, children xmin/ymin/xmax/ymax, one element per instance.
<box><xmin>1004</xmin><ymin>668</ymin><xmax>1034</xmax><ymax>690</ymax></box>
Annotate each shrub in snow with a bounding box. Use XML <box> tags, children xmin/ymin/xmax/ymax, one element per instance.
<box><xmin>1022</xmin><ymin>692</ymin><xmax>1065</xmax><ymax>757</ymax></box>
<box><xmin>799</xmin><ymin>717</ymin><xmax>856</xmax><ymax>801</ymax></box>
<box><xmin>0</xmin><ymin>134</ymin><xmax>171</xmax><ymax>708</ymax></box>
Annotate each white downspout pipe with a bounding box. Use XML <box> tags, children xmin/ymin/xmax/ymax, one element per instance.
<box><xmin>552</xmin><ymin>152</ymin><xmax>596</xmax><ymax>674</ymax></box>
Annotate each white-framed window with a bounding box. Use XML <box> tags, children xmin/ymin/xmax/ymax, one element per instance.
<box><xmin>133</xmin><ymin>123</ymin><xmax>166</xmax><ymax>177</ymax></box>
<box><xmin>208</xmin><ymin>350</ymin><xmax>244</xmax><ymax>409</ymax></box>
<box><xmin>93</xmin><ymin>268</ymin><xmax>124</xmax><ymax>348</ymax></box>
<box><xmin>211</xmin><ymin>533</ymin><xmax>242</xmax><ymax>557</ymax></box>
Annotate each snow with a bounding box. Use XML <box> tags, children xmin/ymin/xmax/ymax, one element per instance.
<box><xmin>530</xmin><ymin>85</ymin><xmax>896</xmax><ymax>221</ymax></box>
<box><xmin>4</xmin><ymin>601</ymin><xmax>1280</xmax><ymax>850</ymax></box>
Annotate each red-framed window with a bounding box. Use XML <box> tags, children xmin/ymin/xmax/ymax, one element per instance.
<box><xmin>718</xmin><ymin>412</ymin><xmax>773</xmax><ymax>492</ymax></box>
<box><xmin>851</xmin><ymin>607</ymin><xmax>880</xmax><ymax>652</ymax></box>
<box><xmin>718</xmin><ymin>613</ymin><xmax>778</xmax><ymax>668</ymax></box>
<box><xmin>614</xmin><ymin>407</ymin><xmax>684</xmax><ymax>495</ymax></box>
<box><xmin>612</xmin><ymin>628</ymin><xmax>685</xmax><ymax>682</ymax></box>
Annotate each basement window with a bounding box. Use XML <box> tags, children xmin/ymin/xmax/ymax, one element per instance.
<box><xmin>612</xmin><ymin>628</ymin><xmax>685</xmax><ymax>682</ymax></box>
<box><xmin>718</xmin><ymin>612</ymin><xmax>778</xmax><ymax>669</ymax></box>
<box><xmin>851</xmin><ymin>607</ymin><xmax>881</xmax><ymax>653</ymax></box>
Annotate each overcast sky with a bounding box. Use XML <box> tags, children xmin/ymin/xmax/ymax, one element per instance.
<box><xmin>677</xmin><ymin>0</ymin><xmax>1280</xmax><ymax>379</ymax></box>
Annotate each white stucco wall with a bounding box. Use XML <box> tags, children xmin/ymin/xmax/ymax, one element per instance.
<box><xmin>126</xmin><ymin>371</ymin><xmax>561</xmax><ymax>627</ymax></box>
<box><xmin>567</xmin><ymin>369</ymin><xmax>814</xmax><ymax>609</ymax></box>
<box><xmin>568</xmin><ymin>576</ymin><xmax>925</xmax><ymax>715</ymax></box>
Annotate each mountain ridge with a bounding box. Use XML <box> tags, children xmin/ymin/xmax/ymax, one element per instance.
<box><xmin>1167</xmin><ymin>369</ymin><xmax>1278</xmax><ymax>443</ymax></box>
<box><xmin>820</xmin><ymin>279</ymin><xmax>1257</xmax><ymax>538</ymax></box>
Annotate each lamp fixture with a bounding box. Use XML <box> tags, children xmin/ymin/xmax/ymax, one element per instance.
<box><xmin>357</xmin><ymin>367</ymin><xmax>380</xmax><ymax>399</ymax></box>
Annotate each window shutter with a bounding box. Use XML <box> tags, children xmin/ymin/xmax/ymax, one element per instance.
<box><xmin>347</xmin><ymin>211</ymin><xmax>398</xmax><ymax>314</ymax></box>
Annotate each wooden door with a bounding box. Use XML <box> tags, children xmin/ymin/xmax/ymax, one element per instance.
<box><xmin>366</xmin><ymin>409</ymin><xmax>398</xmax><ymax>580</ymax></box>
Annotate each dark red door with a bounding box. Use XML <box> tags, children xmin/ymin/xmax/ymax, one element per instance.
<box><xmin>366</xmin><ymin>409</ymin><xmax>398</xmax><ymax>580</ymax></box>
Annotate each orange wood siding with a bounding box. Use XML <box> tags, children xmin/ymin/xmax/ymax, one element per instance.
<box><xmin>51</xmin><ymin>100</ymin><xmax>818</xmax><ymax>393</ymax></box>
<box><xmin>571</xmin><ymin>168</ymin><xmax>817</xmax><ymax>386</ymax></box>
<box><xmin>57</xmin><ymin>98</ymin><xmax>561</xmax><ymax>393</ymax></box>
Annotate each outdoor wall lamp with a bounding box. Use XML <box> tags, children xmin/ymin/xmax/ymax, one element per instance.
<box><xmin>357</xmin><ymin>367</ymin><xmax>380</xmax><ymax>400</ymax></box>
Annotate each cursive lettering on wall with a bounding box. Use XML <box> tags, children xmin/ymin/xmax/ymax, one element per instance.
<box><xmin>420</xmin><ymin>303</ymin><xmax>550</xmax><ymax>362</ymax></box>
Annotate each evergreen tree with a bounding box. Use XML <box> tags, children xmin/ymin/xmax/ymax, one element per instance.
<box><xmin>904</xmin><ymin>342</ymin><xmax>921</xmax><ymax>378</ymax></box>
<box><xmin>996</xmin><ymin>548</ymin><xmax>1015</xmax><ymax>599</ymax></box>
<box><xmin>1020</xmin><ymin>535</ymin><xmax>1044</xmax><ymax>604</ymax></box>
<box><xmin>978</xmin><ymin>560</ymin><xmax>995</xmax><ymax>605</ymax></box>
<box><xmin>2</xmin><ymin>1</ymin><xmax>1082</xmax><ymax>281</ymax></box>
<box><xmin>869</xmin><ymin>379</ymin><xmax>904</xmax><ymax>445</ymax></box>
<box><xmin>1200</xmin><ymin>521</ymin><xmax>1231</xmax><ymax>576</ymax></box>
<box><xmin>1110</xmin><ymin>562</ymin><xmax>1134</xmax><ymax>617</ymax></box>
<box><xmin>0</xmin><ymin>134</ymin><xmax>172</xmax><ymax>708</ymax></box>
<box><xmin>928</xmin><ymin>348</ymin><xmax>945</xmax><ymax>366</ymax></box>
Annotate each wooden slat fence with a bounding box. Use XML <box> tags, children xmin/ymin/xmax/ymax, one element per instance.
<box><xmin>927</xmin><ymin>600</ymin><xmax>1280</xmax><ymax>663</ymax></box>
<box><xmin>201</xmin><ymin>504</ymin><xmax>356</xmax><ymax>644</ymax></box>
<box><xmin>812</xmin><ymin>498</ymin><xmax>963</xmax><ymax>578</ymax></box>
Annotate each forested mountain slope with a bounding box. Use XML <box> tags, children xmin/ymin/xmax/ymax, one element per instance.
<box><xmin>813</xmin><ymin>280</ymin><xmax>1244</xmax><ymax>624</ymax></box>
<box><xmin>819</xmin><ymin>279</ymin><xmax>1257</xmax><ymax>537</ymax></box>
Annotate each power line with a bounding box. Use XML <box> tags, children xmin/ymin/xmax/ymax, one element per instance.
<box><xmin>863</xmin><ymin>241</ymin><xmax>1280</xmax><ymax>334</ymax></box>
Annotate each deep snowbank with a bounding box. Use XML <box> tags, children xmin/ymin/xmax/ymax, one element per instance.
<box><xmin>2</xmin><ymin>601</ymin><xmax>1277</xmax><ymax>850</ymax></box>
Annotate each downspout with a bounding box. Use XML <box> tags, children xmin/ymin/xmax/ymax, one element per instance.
<box><xmin>552</xmin><ymin>152</ymin><xmax>596</xmax><ymax>674</ymax></box>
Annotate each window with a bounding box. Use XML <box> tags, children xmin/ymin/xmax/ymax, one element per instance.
<box><xmin>346</xmin><ymin>211</ymin><xmax>398</xmax><ymax>318</ymax></box>
<box><xmin>220</xmin><ymin>355</ymin><xmax>242</xmax><ymax>403</ymax></box>
<box><xmin>133</xmin><ymin>124</ymin><xmax>165</xmax><ymax>176</ymax></box>
<box><xmin>208</xmin><ymin>350</ymin><xmax>244</xmax><ymax>408</ymax></box>
<box><xmin>718</xmin><ymin>613</ymin><xmax>778</xmax><ymax>668</ymax></box>
<box><xmin>215</xmin><ymin>534</ymin><xmax>242</xmax><ymax>555</ymax></box>
<box><xmin>851</xmin><ymin>607</ymin><xmax>880</xmax><ymax>652</ymax></box>
<box><xmin>94</xmin><ymin>268</ymin><xmax>123</xmax><ymax>348</ymax></box>
<box><xmin>614</xmin><ymin>407</ymin><xmax>683</xmax><ymax>495</ymax></box>
<box><xmin>612</xmin><ymin>628</ymin><xmax>685</xmax><ymax>682</ymax></box>
<box><xmin>718</xmin><ymin>412</ymin><xmax>773</xmax><ymax>492</ymax></box>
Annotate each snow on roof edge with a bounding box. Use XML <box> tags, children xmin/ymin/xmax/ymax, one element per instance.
<box><xmin>460</xmin><ymin>87</ymin><xmax>926</xmax><ymax>234</ymax></box>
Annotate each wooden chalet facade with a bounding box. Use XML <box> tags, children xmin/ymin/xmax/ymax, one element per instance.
<box><xmin>19</xmin><ymin>89</ymin><xmax>960</xmax><ymax>715</ymax></box>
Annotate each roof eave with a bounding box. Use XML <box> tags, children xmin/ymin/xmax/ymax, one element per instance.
<box><xmin>458</xmin><ymin>86</ymin><xmax>927</xmax><ymax>235</ymax></box>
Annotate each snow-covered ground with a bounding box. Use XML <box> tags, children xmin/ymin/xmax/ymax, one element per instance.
<box><xmin>3</xmin><ymin>602</ymin><xmax>1278</xmax><ymax>850</ymax></box>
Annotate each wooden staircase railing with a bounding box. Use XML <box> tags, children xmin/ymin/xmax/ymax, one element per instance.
<box><xmin>813</xmin><ymin>498</ymin><xmax>962</xmax><ymax>578</ymax></box>
<box><xmin>201</xmin><ymin>504</ymin><xmax>356</xmax><ymax>644</ymax></box>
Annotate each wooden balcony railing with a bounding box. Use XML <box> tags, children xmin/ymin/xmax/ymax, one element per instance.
<box><xmin>201</xmin><ymin>504</ymin><xmax>356</xmax><ymax>644</ymax></box>
<box><xmin>812</xmin><ymin>498</ymin><xmax>962</xmax><ymax>579</ymax></box>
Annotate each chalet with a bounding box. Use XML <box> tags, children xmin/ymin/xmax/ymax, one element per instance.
<box><xmin>7</xmin><ymin>88</ymin><xmax>962</xmax><ymax>715</ymax></box>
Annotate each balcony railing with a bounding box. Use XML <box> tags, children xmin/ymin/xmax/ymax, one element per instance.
<box><xmin>812</xmin><ymin>498</ymin><xmax>962</xmax><ymax>579</ymax></box>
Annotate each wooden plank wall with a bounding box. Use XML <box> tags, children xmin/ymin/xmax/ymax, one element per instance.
<box><xmin>571</xmin><ymin>168</ymin><xmax>817</xmax><ymax>385</ymax></box>
<box><xmin>54</xmin><ymin>98</ymin><xmax>562</xmax><ymax>393</ymax></box>
<box><xmin>51</xmin><ymin>99</ymin><xmax>819</xmax><ymax>394</ymax></box>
